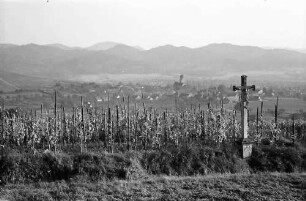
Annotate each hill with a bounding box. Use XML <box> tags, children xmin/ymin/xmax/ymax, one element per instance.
<box><xmin>0</xmin><ymin>70</ymin><xmax>55</xmax><ymax>92</ymax></box>
<box><xmin>45</xmin><ymin>43</ymin><xmax>81</xmax><ymax>50</ymax></box>
<box><xmin>87</xmin><ymin>41</ymin><xmax>122</xmax><ymax>51</ymax></box>
<box><xmin>0</xmin><ymin>42</ymin><xmax>306</xmax><ymax>86</ymax></box>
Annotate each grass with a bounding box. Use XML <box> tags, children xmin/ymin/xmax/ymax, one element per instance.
<box><xmin>1</xmin><ymin>143</ymin><xmax>305</xmax><ymax>183</ymax></box>
<box><xmin>1</xmin><ymin>143</ymin><xmax>305</xmax><ymax>200</ymax></box>
<box><xmin>0</xmin><ymin>172</ymin><xmax>305</xmax><ymax>201</ymax></box>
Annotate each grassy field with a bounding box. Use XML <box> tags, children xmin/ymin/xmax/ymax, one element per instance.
<box><xmin>0</xmin><ymin>173</ymin><xmax>305</xmax><ymax>201</ymax></box>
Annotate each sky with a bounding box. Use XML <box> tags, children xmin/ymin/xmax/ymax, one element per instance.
<box><xmin>0</xmin><ymin>0</ymin><xmax>305</xmax><ymax>49</ymax></box>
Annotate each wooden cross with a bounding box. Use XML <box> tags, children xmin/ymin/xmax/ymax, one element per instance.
<box><xmin>233</xmin><ymin>75</ymin><xmax>255</xmax><ymax>158</ymax></box>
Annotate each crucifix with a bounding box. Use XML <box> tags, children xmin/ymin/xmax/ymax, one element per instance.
<box><xmin>233</xmin><ymin>75</ymin><xmax>255</xmax><ymax>158</ymax></box>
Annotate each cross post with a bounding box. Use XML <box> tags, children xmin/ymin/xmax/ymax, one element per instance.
<box><xmin>233</xmin><ymin>75</ymin><xmax>255</xmax><ymax>158</ymax></box>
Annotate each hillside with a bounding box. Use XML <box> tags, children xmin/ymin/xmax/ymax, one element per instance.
<box><xmin>0</xmin><ymin>42</ymin><xmax>306</xmax><ymax>85</ymax></box>
<box><xmin>0</xmin><ymin>70</ymin><xmax>55</xmax><ymax>92</ymax></box>
<box><xmin>87</xmin><ymin>41</ymin><xmax>122</xmax><ymax>51</ymax></box>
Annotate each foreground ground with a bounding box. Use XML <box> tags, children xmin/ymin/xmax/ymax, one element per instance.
<box><xmin>0</xmin><ymin>172</ymin><xmax>305</xmax><ymax>201</ymax></box>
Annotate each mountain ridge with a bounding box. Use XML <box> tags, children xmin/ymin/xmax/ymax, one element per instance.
<box><xmin>0</xmin><ymin>42</ymin><xmax>305</xmax><ymax>88</ymax></box>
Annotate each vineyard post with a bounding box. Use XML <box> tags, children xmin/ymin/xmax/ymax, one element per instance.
<box><xmin>103</xmin><ymin>109</ymin><xmax>107</xmax><ymax>148</ymax></box>
<box><xmin>275</xmin><ymin>96</ymin><xmax>278</xmax><ymax>125</ymax></box>
<box><xmin>94</xmin><ymin>104</ymin><xmax>98</xmax><ymax>141</ymax></box>
<box><xmin>201</xmin><ymin>110</ymin><xmax>205</xmax><ymax>141</ymax></box>
<box><xmin>1</xmin><ymin>99</ymin><xmax>3</xmax><ymax>143</ymax></box>
<box><xmin>108</xmin><ymin>107</ymin><xmax>111</xmax><ymax>152</ymax></box>
<box><xmin>40</xmin><ymin>104</ymin><xmax>43</xmax><ymax>118</ymax></box>
<box><xmin>175</xmin><ymin>95</ymin><xmax>177</xmax><ymax>113</ymax></box>
<box><xmin>72</xmin><ymin>106</ymin><xmax>75</xmax><ymax>142</ymax></box>
<box><xmin>292</xmin><ymin>115</ymin><xmax>295</xmax><ymax>145</ymax></box>
<box><xmin>111</xmin><ymin>117</ymin><xmax>114</xmax><ymax>153</ymax></box>
<box><xmin>116</xmin><ymin>105</ymin><xmax>119</xmax><ymax>146</ymax></box>
<box><xmin>143</xmin><ymin>102</ymin><xmax>146</xmax><ymax>117</ymax></box>
<box><xmin>62</xmin><ymin>106</ymin><xmax>66</xmax><ymax>146</ymax></box>
<box><xmin>256</xmin><ymin>107</ymin><xmax>259</xmax><ymax>143</ymax></box>
<box><xmin>127</xmin><ymin>96</ymin><xmax>130</xmax><ymax>150</ymax></box>
<box><xmin>260</xmin><ymin>101</ymin><xmax>263</xmax><ymax>116</ymax></box>
<box><xmin>60</xmin><ymin>105</ymin><xmax>63</xmax><ymax>149</ymax></box>
<box><xmin>54</xmin><ymin>90</ymin><xmax>57</xmax><ymax>152</ymax></box>
<box><xmin>107</xmin><ymin>92</ymin><xmax>110</xmax><ymax>151</ymax></box>
<box><xmin>221</xmin><ymin>98</ymin><xmax>224</xmax><ymax>115</ymax></box>
<box><xmin>30</xmin><ymin>109</ymin><xmax>35</xmax><ymax>150</ymax></box>
<box><xmin>107</xmin><ymin>91</ymin><xmax>109</xmax><ymax>109</ymax></box>
<box><xmin>81</xmin><ymin>96</ymin><xmax>84</xmax><ymax>153</ymax></box>
<box><xmin>233</xmin><ymin>75</ymin><xmax>255</xmax><ymax>158</ymax></box>
<box><xmin>163</xmin><ymin>111</ymin><xmax>167</xmax><ymax>147</ymax></box>
<box><xmin>134</xmin><ymin>103</ymin><xmax>137</xmax><ymax>150</ymax></box>
<box><xmin>274</xmin><ymin>96</ymin><xmax>279</xmax><ymax>141</ymax></box>
<box><xmin>260</xmin><ymin>101</ymin><xmax>264</xmax><ymax>137</ymax></box>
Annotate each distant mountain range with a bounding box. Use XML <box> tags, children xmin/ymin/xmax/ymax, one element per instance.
<box><xmin>87</xmin><ymin>42</ymin><xmax>144</xmax><ymax>51</ymax></box>
<box><xmin>0</xmin><ymin>42</ymin><xmax>306</xmax><ymax>91</ymax></box>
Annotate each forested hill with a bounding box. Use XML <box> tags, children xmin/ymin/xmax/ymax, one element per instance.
<box><xmin>0</xmin><ymin>42</ymin><xmax>306</xmax><ymax>82</ymax></box>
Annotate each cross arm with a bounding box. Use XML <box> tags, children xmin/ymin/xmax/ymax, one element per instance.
<box><xmin>233</xmin><ymin>85</ymin><xmax>241</xmax><ymax>91</ymax></box>
<box><xmin>248</xmin><ymin>85</ymin><xmax>255</xmax><ymax>91</ymax></box>
<box><xmin>233</xmin><ymin>85</ymin><xmax>255</xmax><ymax>91</ymax></box>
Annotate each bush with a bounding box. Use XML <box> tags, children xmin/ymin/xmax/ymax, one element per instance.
<box><xmin>72</xmin><ymin>151</ymin><xmax>132</xmax><ymax>181</ymax></box>
<box><xmin>0</xmin><ymin>151</ymin><xmax>74</xmax><ymax>184</ymax></box>
<box><xmin>249</xmin><ymin>146</ymin><xmax>305</xmax><ymax>172</ymax></box>
<box><xmin>1</xmin><ymin>144</ymin><xmax>305</xmax><ymax>184</ymax></box>
<box><xmin>143</xmin><ymin>144</ymin><xmax>249</xmax><ymax>176</ymax></box>
<box><xmin>0</xmin><ymin>150</ymin><xmax>142</xmax><ymax>184</ymax></box>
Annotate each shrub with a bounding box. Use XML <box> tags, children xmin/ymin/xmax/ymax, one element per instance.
<box><xmin>72</xmin><ymin>151</ymin><xmax>132</xmax><ymax>181</ymax></box>
<box><xmin>249</xmin><ymin>146</ymin><xmax>304</xmax><ymax>172</ymax></box>
<box><xmin>144</xmin><ymin>144</ymin><xmax>249</xmax><ymax>176</ymax></box>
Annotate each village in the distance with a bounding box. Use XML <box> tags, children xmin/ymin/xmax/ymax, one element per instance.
<box><xmin>1</xmin><ymin>73</ymin><xmax>306</xmax><ymax>120</ymax></box>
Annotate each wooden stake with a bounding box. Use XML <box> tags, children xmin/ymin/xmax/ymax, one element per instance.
<box><xmin>40</xmin><ymin>104</ymin><xmax>43</xmax><ymax>118</ymax></box>
<box><xmin>127</xmin><ymin>96</ymin><xmax>130</xmax><ymax>150</ymax></box>
<box><xmin>81</xmin><ymin>96</ymin><xmax>84</xmax><ymax>153</ymax></box>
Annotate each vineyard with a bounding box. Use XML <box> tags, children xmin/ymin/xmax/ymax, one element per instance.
<box><xmin>1</xmin><ymin>94</ymin><xmax>306</xmax><ymax>154</ymax></box>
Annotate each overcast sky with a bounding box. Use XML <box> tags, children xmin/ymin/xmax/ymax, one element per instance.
<box><xmin>0</xmin><ymin>0</ymin><xmax>305</xmax><ymax>49</ymax></box>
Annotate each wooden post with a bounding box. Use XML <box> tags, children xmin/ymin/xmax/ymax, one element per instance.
<box><xmin>127</xmin><ymin>96</ymin><xmax>130</xmax><ymax>150</ymax></box>
<box><xmin>292</xmin><ymin>115</ymin><xmax>295</xmax><ymax>145</ymax></box>
<box><xmin>108</xmin><ymin>107</ymin><xmax>111</xmax><ymax>152</ymax></box>
<box><xmin>116</xmin><ymin>105</ymin><xmax>119</xmax><ymax>145</ymax></box>
<box><xmin>275</xmin><ymin>96</ymin><xmax>278</xmax><ymax>125</ymax></box>
<box><xmin>54</xmin><ymin>91</ymin><xmax>57</xmax><ymax>152</ymax></box>
<box><xmin>256</xmin><ymin>107</ymin><xmax>259</xmax><ymax>138</ymax></box>
<box><xmin>221</xmin><ymin>97</ymin><xmax>224</xmax><ymax>115</ymax></box>
<box><xmin>1</xmin><ymin>99</ymin><xmax>4</xmax><ymax>143</ymax></box>
<box><xmin>233</xmin><ymin>75</ymin><xmax>255</xmax><ymax>158</ymax></box>
<box><xmin>40</xmin><ymin>104</ymin><xmax>43</xmax><ymax>118</ymax></box>
<box><xmin>81</xmin><ymin>96</ymin><xmax>84</xmax><ymax>153</ymax></box>
<box><xmin>72</xmin><ymin>106</ymin><xmax>75</xmax><ymax>142</ymax></box>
